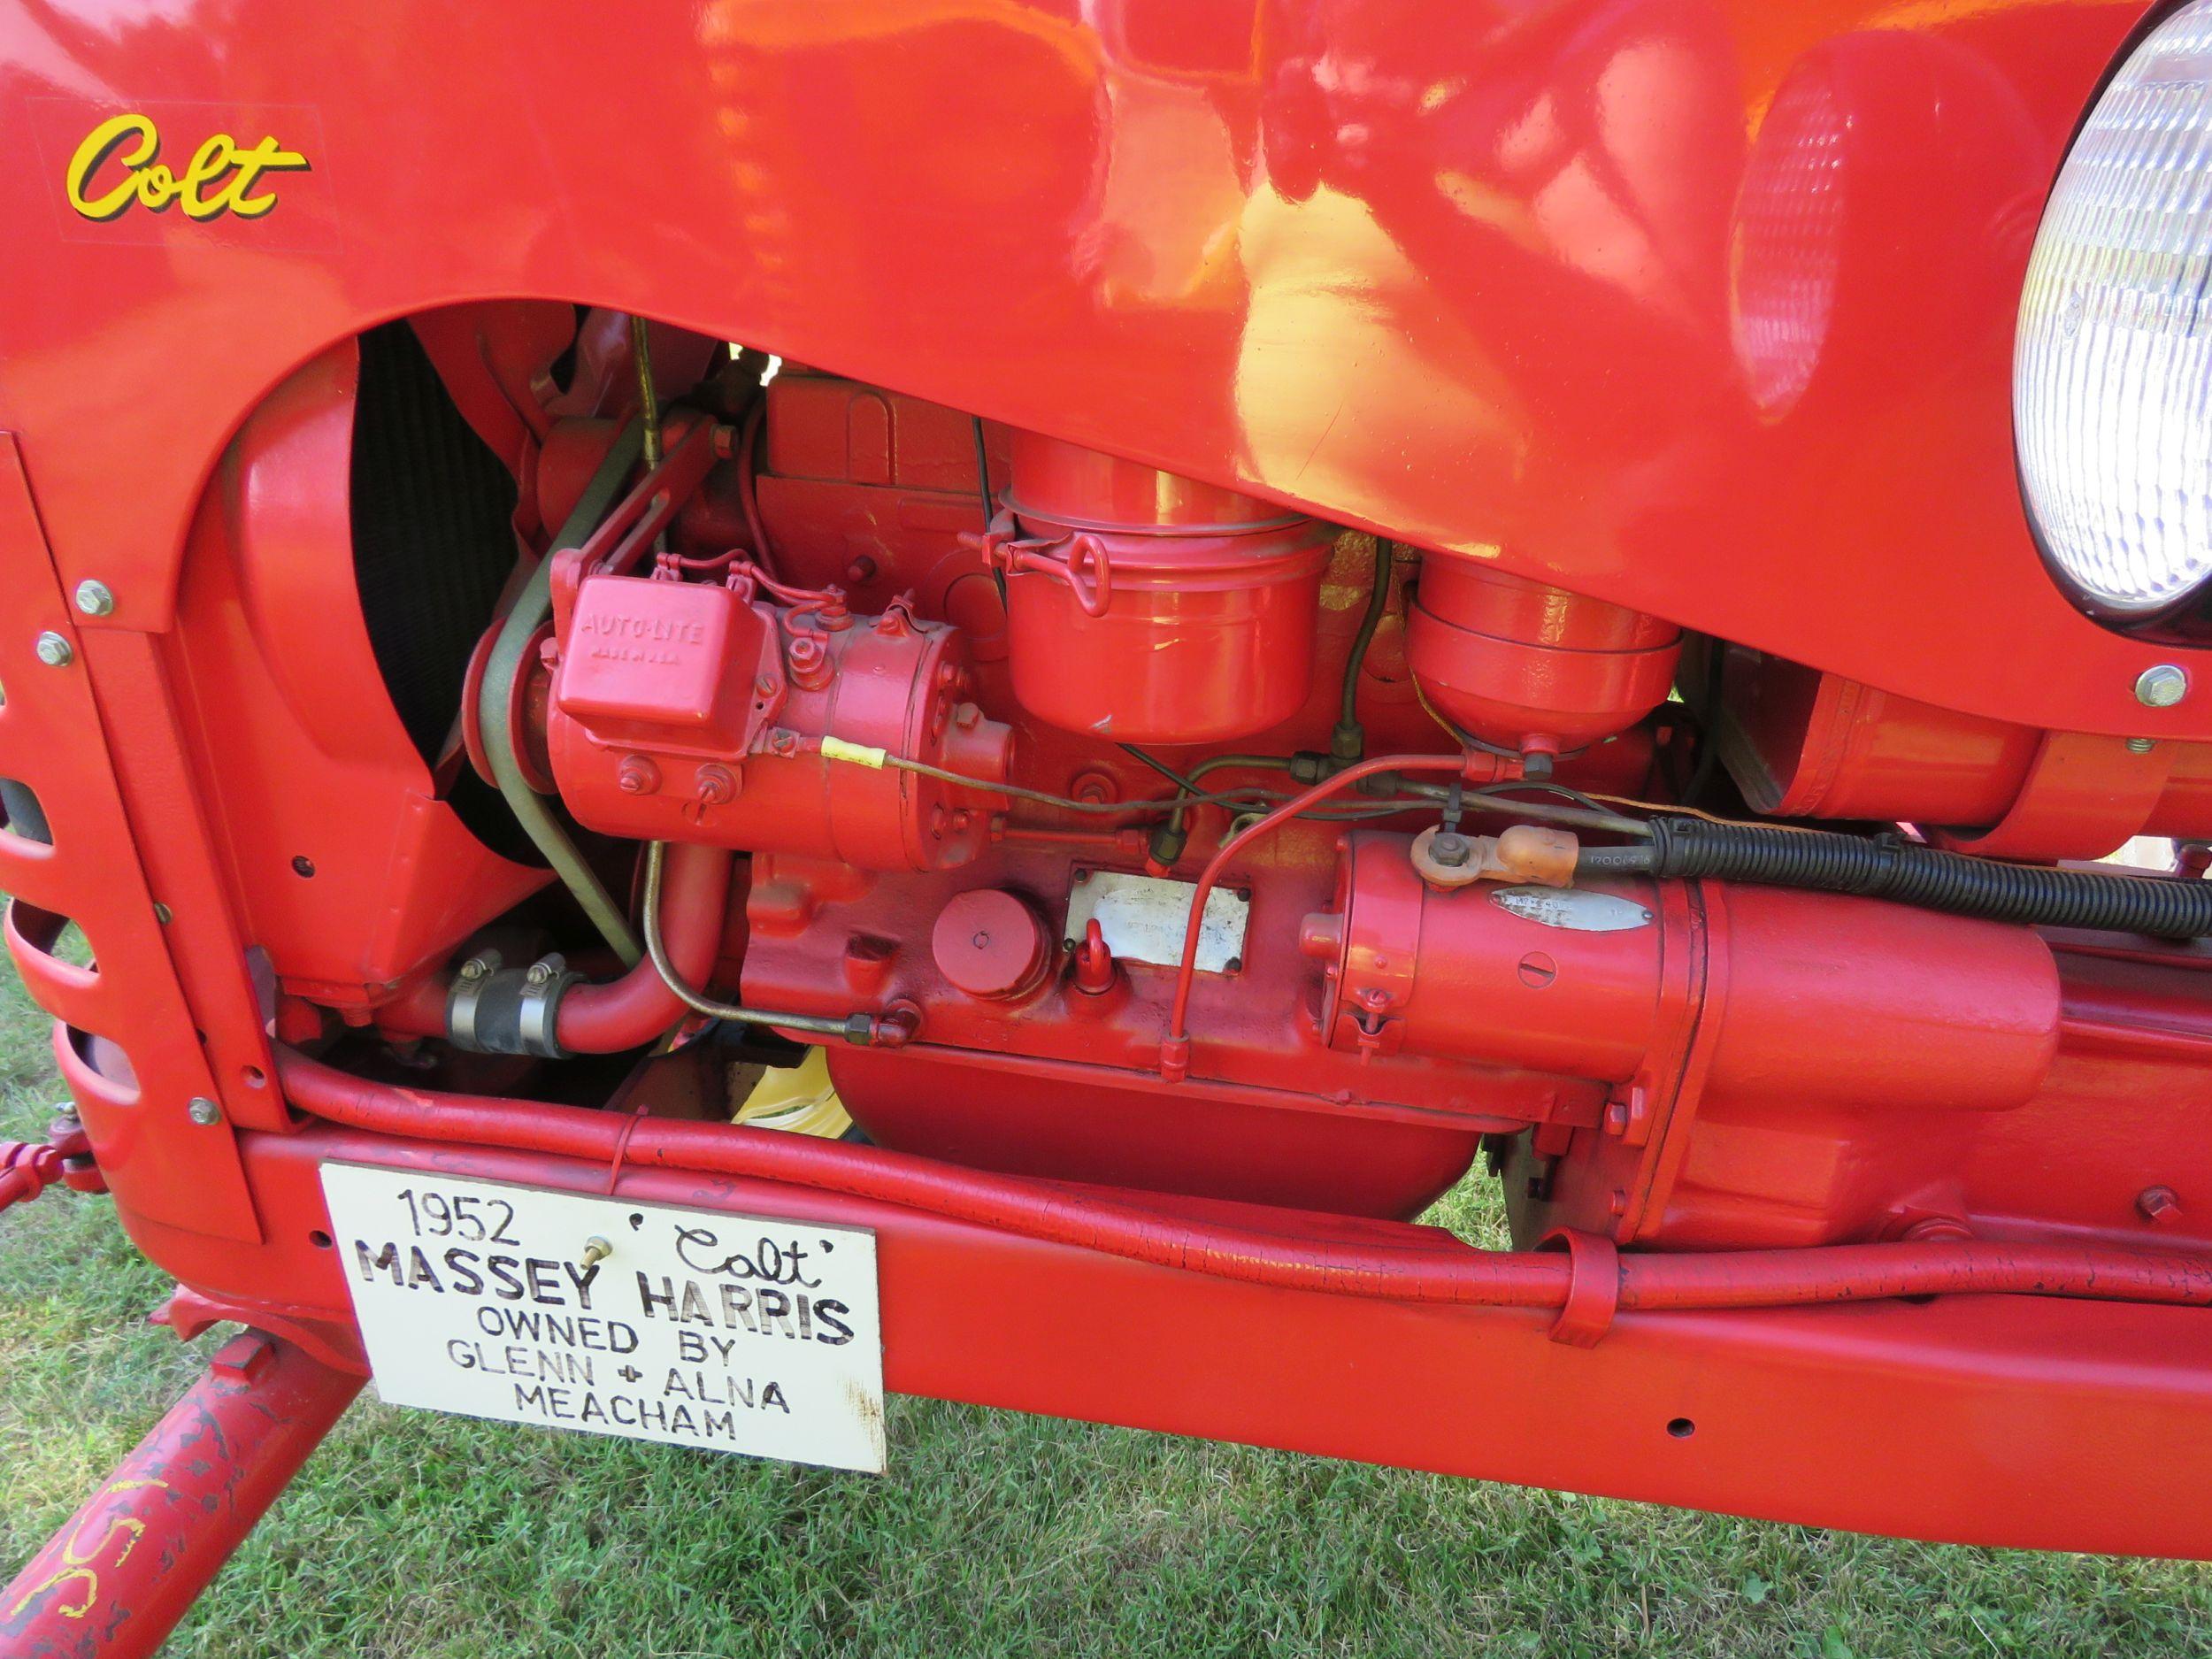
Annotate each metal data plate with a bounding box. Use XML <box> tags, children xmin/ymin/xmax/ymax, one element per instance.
<box><xmin>1489</xmin><ymin>886</ymin><xmax>1655</xmax><ymax>933</ymax></box>
<box><xmin>1064</xmin><ymin>869</ymin><xmax>1250</xmax><ymax>973</ymax></box>
<box><xmin>320</xmin><ymin>1164</ymin><xmax>886</xmax><ymax>1473</ymax></box>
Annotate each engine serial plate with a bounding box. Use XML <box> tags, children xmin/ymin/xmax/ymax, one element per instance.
<box><xmin>1064</xmin><ymin>868</ymin><xmax>1251</xmax><ymax>973</ymax></box>
<box><xmin>320</xmin><ymin>1164</ymin><xmax>885</xmax><ymax>1472</ymax></box>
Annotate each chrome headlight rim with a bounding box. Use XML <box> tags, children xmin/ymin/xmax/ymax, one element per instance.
<box><xmin>2014</xmin><ymin>0</ymin><xmax>2212</xmax><ymax>627</ymax></box>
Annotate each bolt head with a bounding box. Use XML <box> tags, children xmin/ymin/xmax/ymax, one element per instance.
<box><xmin>34</xmin><ymin>631</ymin><xmax>73</xmax><ymax>667</ymax></box>
<box><xmin>2139</xmin><ymin>1185</ymin><xmax>2183</xmax><ymax>1225</ymax></box>
<box><xmin>525</xmin><ymin>961</ymin><xmax>555</xmax><ymax>987</ymax></box>
<box><xmin>2129</xmin><ymin>736</ymin><xmax>2158</xmax><ymax>755</ymax></box>
<box><xmin>73</xmin><ymin>580</ymin><xmax>114</xmax><ymax>617</ymax></box>
<box><xmin>1430</xmin><ymin>831</ymin><xmax>1472</xmax><ymax>868</ymax></box>
<box><xmin>187</xmin><ymin>1096</ymin><xmax>222</xmax><ymax>1126</ymax></box>
<box><xmin>2136</xmin><ymin>664</ymin><xmax>2189</xmax><ymax>709</ymax></box>
<box><xmin>457</xmin><ymin>956</ymin><xmax>490</xmax><ymax>982</ymax></box>
<box><xmin>1900</xmin><ymin>1214</ymin><xmax>1974</xmax><ymax>1243</ymax></box>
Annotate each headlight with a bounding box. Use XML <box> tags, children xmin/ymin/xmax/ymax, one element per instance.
<box><xmin>2016</xmin><ymin>2</ymin><xmax>2212</xmax><ymax>619</ymax></box>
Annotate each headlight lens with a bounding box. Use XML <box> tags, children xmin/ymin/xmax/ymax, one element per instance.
<box><xmin>2016</xmin><ymin>2</ymin><xmax>2212</xmax><ymax>618</ymax></box>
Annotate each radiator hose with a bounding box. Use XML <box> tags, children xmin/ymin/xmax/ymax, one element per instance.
<box><xmin>1604</xmin><ymin>818</ymin><xmax>2212</xmax><ymax>937</ymax></box>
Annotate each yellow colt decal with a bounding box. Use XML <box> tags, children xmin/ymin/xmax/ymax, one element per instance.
<box><xmin>65</xmin><ymin>111</ymin><xmax>308</xmax><ymax>222</ymax></box>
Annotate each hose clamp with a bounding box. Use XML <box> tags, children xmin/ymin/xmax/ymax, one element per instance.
<box><xmin>447</xmin><ymin>951</ymin><xmax>580</xmax><ymax>1058</ymax></box>
<box><xmin>1540</xmin><ymin>1227</ymin><xmax>1621</xmax><ymax>1348</ymax></box>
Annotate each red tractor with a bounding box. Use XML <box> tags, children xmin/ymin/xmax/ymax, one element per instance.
<box><xmin>7</xmin><ymin>0</ymin><xmax>2212</xmax><ymax>1647</ymax></box>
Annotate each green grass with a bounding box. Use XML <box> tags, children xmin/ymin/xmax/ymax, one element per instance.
<box><xmin>4</xmin><ymin>968</ymin><xmax>2211</xmax><ymax>1656</ymax></box>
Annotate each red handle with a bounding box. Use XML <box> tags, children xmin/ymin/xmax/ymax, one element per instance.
<box><xmin>1005</xmin><ymin>532</ymin><xmax>1113</xmax><ymax>617</ymax></box>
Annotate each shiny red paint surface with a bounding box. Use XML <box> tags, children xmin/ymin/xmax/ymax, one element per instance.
<box><xmin>1312</xmin><ymin>833</ymin><xmax>2062</xmax><ymax>1115</ymax></box>
<box><xmin>0</xmin><ymin>0</ymin><xmax>2185</xmax><ymax>738</ymax></box>
<box><xmin>167</xmin><ymin>342</ymin><xmax>546</xmax><ymax>1001</ymax></box>
<box><xmin>10</xmin><ymin>0</ymin><xmax>2212</xmax><ymax>1580</ymax></box>
<box><xmin>995</xmin><ymin>434</ymin><xmax>1337</xmax><ymax>744</ymax></box>
<box><xmin>173</xmin><ymin>1121</ymin><xmax>2212</xmax><ymax>1559</ymax></box>
<box><xmin>0</xmin><ymin>436</ymin><xmax>270</xmax><ymax>1240</ymax></box>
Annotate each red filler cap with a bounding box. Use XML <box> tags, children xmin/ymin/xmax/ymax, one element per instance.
<box><xmin>932</xmin><ymin>889</ymin><xmax>1049</xmax><ymax>1000</ymax></box>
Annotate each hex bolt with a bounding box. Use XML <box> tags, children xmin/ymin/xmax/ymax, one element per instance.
<box><xmin>2129</xmin><ymin>736</ymin><xmax>2157</xmax><ymax>755</ymax></box>
<box><xmin>73</xmin><ymin>580</ymin><xmax>115</xmax><ymax>617</ymax></box>
<box><xmin>34</xmin><ymin>631</ymin><xmax>73</xmax><ymax>668</ymax></box>
<box><xmin>187</xmin><ymin>1096</ymin><xmax>223</xmax><ymax>1126</ymax></box>
<box><xmin>1430</xmin><ymin>831</ymin><xmax>1472</xmax><ymax>869</ymax></box>
<box><xmin>457</xmin><ymin>956</ymin><xmax>491</xmax><ymax>983</ymax></box>
<box><xmin>2138</xmin><ymin>1185</ymin><xmax>2182</xmax><ymax>1225</ymax></box>
<box><xmin>525</xmin><ymin>960</ymin><xmax>556</xmax><ymax>987</ymax></box>
<box><xmin>2136</xmin><ymin>664</ymin><xmax>2189</xmax><ymax>708</ymax></box>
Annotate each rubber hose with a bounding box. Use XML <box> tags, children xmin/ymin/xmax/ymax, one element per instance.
<box><xmin>1575</xmin><ymin>844</ymin><xmax>1655</xmax><ymax>874</ymax></box>
<box><xmin>1641</xmin><ymin>818</ymin><xmax>2212</xmax><ymax>936</ymax></box>
<box><xmin>1333</xmin><ymin>540</ymin><xmax>1393</xmax><ymax>754</ymax></box>
<box><xmin>479</xmin><ymin>423</ymin><xmax>647</xmax><ymax>964</ymax></box>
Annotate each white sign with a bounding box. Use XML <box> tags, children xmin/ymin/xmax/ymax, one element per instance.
<box><xmin>319</xmin><ymin>1164</ymin><xmax>885</xmax><ymax>1473</ymax></box>
<box><xmin>1064</xmin><ymin>869</ymin><xmax>1250</xmax><ymax>972</ymax></box>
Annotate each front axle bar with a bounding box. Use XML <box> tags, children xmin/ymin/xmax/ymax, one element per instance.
<box><xmin>0</xmin><ymin>1330</ymin><xmax>360</xmax><ymax>1659</ymax></box>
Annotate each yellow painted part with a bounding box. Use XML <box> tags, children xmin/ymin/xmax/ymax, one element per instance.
<box><xmin>733</xmin><ymin>1048</ymin><xmax>851</xmax><ymax>1139</ymax></box>
<box><xmin>819</xmin><ymin>735</ymin><xmax>887</xmax><ymax>769</ymax></box>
